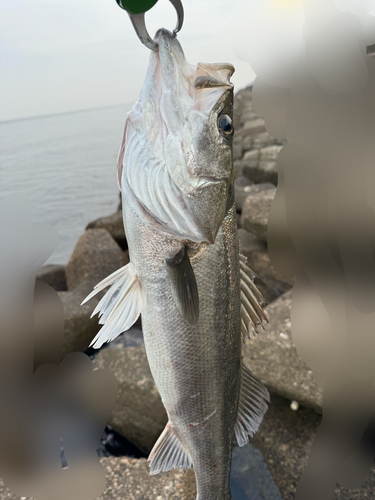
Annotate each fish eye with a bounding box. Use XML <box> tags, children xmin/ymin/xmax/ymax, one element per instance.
<box><xmin>218</xmin><ymin>114</ymin><xmax>233</xmax><ymax>137</ymax></box>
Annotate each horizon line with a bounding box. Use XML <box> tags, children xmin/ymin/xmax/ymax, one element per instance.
<box><xmin>0</xmin><ymin>83</ymin><xmax>253</xmax><ymax>126</ymax></box>
<box><xmin>0</xmin><ymin>102</ymin><xmax>135</xmax><ymax>126</ymax></box>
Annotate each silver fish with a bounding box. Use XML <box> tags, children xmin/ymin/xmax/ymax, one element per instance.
<box><xmin>83</xmin><ymin>29</ymin><xmax>269</xmax><ymax>499</ymax></box>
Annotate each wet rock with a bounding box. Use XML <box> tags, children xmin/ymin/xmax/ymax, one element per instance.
<box><xmin>86</xmin><ymin>210</ymin><xmax>127</xmax><ymax>250</ymax></box>
<box><xmin>98</xmin><ymin>425</ymin><xmax>147</xmax><ymax>459</ymax></box>
<box><xmin>238</xmin><ymin>229</ymin><xmax>293</xmax><ymax>303</ymax></box>
<box><xmin>234</xmin><ymin>176</ymin><xmax>254</xmax><ymax>212</ymax></box>
<box><xmin>250</xmin><ymin>393</ymin><xmax>375</xmax><ymax>500</ymax></box>
<box><xmin>36</xmin><ymin>264</ymin><xmax>67</xmax><ymax>291</ymax></box>
<box><xmin>231</xmin><ymin>444</ymin><xmax>282</xmax><ymax>500</ymax></box>
<box><xmin>241</xmin><ymin>183</ymin><xmax>276</xmax><ymax>242</ymax></box>
<box><xmin>97</xmin><ymin>456</ymin><xmax>197</xmax><ymax>500</ymax></box>
<box><xmin>59</xmin><ymin>285</ymin><xmax>101</xmax><ymax>357</ymax></box>
<box><xmin>94</xmin><ymin>345</ymin><xmax>167</xmax><ymax>453</ymax></box>
<box><xmin>242</xmin><ymin>290</ymin><xmax>323</xmax><ymax>413</ymax></box>
<box><xmin>66</xmin><ymin>228</ymin><xmax>127</xmax><ymax>293</ymax></box>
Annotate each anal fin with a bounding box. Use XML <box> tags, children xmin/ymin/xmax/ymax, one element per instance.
<box><xmin>234</xmin><ymin>363</ymin><xmax>270</xmax><ymax>447</ymax></box>
<box><xmin>166</xmin><ymin>247</ymin><xmax>199</xmax><ymax>325</ymax></box>
<box><xmin>148</xmin><ymin>424</ymin><xmax>192</xmax><ymax>475</ymax></box>
<box><xmin>81</xmin><ymin>262</ymin><xmax>142</xmax><ymax>349</ymax></box>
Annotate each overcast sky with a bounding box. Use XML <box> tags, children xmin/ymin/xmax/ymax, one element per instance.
<box><xmin>0</xmin><ymin>0</ymin><xmax>256</xmax><ymax>122</ymax></box>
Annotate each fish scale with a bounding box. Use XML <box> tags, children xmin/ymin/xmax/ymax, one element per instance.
<box><xmin>82</xmin><ymin>28</ymin><xmax>270</xmax><ymax>500</ymax></box>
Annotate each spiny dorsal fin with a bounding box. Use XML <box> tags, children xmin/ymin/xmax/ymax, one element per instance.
<box><xmin>166</xmin><ymin>247</ymin><xmax>199</xmax><ymax>325</ymax></box>
<box><xmin>234</xmin><ymin>363</ymin><xmax>270</xmax><ymax>447</ymax></box>
<box><xmin>81</xmin><ymin>262</ymin><xmax>142</xmax><ymax>349</ymax></box>
<box><xmin>239</xmin><ymin>252</ymin><xmax>269</xmax><ymax>339</ymax></box>
<box><xmin>148</xmin><ymin>424</ymin><xmax>192</xmax><ymax>475</ymax></box>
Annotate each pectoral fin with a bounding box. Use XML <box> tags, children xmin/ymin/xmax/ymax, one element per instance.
<box><xmin>166</xmin><ymin>247</ymin><xmax>199</xmax><ymax>325</ymax></box>
<box><xmin>148</xmin><ymin>424</ymin><xmax>192</xmax><ymax>475</ymax></box>
<box><xmin>234</xmin><ymin>363</ymin><xmax>270</xmax><ymax>446</ymax></box>
<box><xmin>81</xmin><ymin>262</ymin><xmax>142</xmax><ymax>348</ymax></box>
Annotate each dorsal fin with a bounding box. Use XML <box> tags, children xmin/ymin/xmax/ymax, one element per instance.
<box><xmin>239</xmin><ymin>252</ymin><xmax>269</xmax><ymax>339</ymax></box>
<box><xmin>166</xmin><ymin>247</ymin><xmax>199</xmax><ymax>325</ymax></box>
<box><xmin>148</xmin><ymin>424</ymin><xmax>192</xmax><ymax>475</ymax></box>
<box><xmin>234</xmin><ymin>363</ymin><xmax>270</xmax><ymax>447</ymax></box>
<box><xmin>81</xmin><ymin>262</ymin><xmax>142</xmax><ymax>349</ymax></box>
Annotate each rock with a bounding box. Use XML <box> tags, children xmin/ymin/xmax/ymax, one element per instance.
<box><xmin>234</xmin><ymin>176</ymin><xmax>253</xmax><ymax>212</ymax></box>
<box><xmin>59</xmin><ymin>286</ymin><xmax>101</xmax><ymax>357</ymax></box>
<box><xmin>242</xmin><ymin>146</ymin><xmax>282</xmax><ymax>185</ymax></box>
<box><xmin>98</xmin><ymin>425</ymin><xmax>147</xmax><ymax>459</ymax></box>
<box><xmin>0</xmin><ymin>457</ymin><xmax>196</xmax><ymax>500</ymax></box>
<box><xmin>240</xmin><ymin>118</ymin><xmax>266</xmax><ymax>137</ymax></box>
<box><xmin>66</xmin><ymin>229</ymin><xmax>127</xmax><ymax>293</ymax></box>
<box><xmin>241</xmin><ymin>183</ymin><xmax>276</xmax><ymax>242</ymax></box>
<box><xmin>106</xmin><ymin>327</ymin><xmax>144</xmax><ymax>349</ymax></box>
<box><xmin>94</xmin><ymin>345</ymin><xmax>167</xmax><ymax>453</ymax></box>
<box><xmin>36</xmin><ymin>264</ymin><xmax>67</xmax><ymax>291</ymax></box>
<box><xmin>242</xmin><ymin>290</ymin><xmax>323</xmax><ymax>413</ymax></box>
<box><xmin>236</xmin><ymin>212</ymin><xmax>242</xmax><ymax>229</ymax></box>
<box><xmin>86</xmin><ymin>210</ymin><xmax>127</xmax><ymax>250</ymax></box>
<box><xmin>231</xmin><ymin>444</ymin><xmax>282</xmax><ymax>500</ymax></box>
<box><xmin>250</xmin><ymin>393</ymin><xmax>375</xmax><ymax>500</ymax></box>
<box><xmin>242</xmin><ymin>134</ymin><xmax>253</xmax><ymax>153</ymax></box>
<box><xmin>97</xmin><ymin>456</ymin><xmax>197</xmax><ymax>500</ymax></box>
<box><xmin>233</xmin><ymin>159</ymin><xmax>243</xmax><ymax>179</ymax></box>
<box><xmin>260</xmin><ymin>145</ymin><xmax>283</xmax><ymax>162</ymax></box>
<box><xmin>252</xmin><ymin>132</ymin><xmax>279</xmax><ymax>150</ymax></box>
<box><xmin>238</xmin><ymin>229</ymin><xmax>294</xmax><ymax>303</ymax></box>
<box><xmin>242</xmin><ymin>149</ymin><xmax>260</xmax><ymax>174</ymax></box>
<box><xmin>240</xmin><ymin>110</ymin><xmax>259</xmax><ymax>124</ymax></box>
<box><xmin>233</xmin><ymin>138</ymin><xmax>243</xmax><ymax>161</ymax></box>
<box><xmin>367</xmin><ymin>43</ymin><xmax>375</xmax><ymax>56</ymax></box>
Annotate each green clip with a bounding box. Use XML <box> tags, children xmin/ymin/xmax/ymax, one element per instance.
<box><xmin>116</xmin><ymin>0</ymin><xmax>159</xmax><ymax>15</ymax></box>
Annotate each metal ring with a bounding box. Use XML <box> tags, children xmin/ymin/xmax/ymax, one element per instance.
<box><xmin>128</xmin><ymin>0</ymin><xmax>184</xmax><ymax>51</ymax></box>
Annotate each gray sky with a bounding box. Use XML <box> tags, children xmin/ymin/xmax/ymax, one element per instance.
<box><xmin>0</xmin><ymin>0</ymin><xmax>256</xmax><ymax>122</ymax></box>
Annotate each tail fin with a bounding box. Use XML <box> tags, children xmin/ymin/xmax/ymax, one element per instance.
<box><xmin>81</xmin><ymin>262</ymin><xmax>142</xmax><ymax>348</ymax></box>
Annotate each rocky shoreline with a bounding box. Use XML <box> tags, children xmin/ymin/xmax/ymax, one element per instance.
<box><xmin>8</xmin><ymin>86</ymin><xmax>373</xmax><ymax>500</ymax></box>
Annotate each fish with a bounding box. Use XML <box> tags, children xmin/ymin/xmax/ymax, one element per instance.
<box><xmin>82</xmin><ymin>28</ymin><xmax>270</xmax><ymax>499</ymax></box>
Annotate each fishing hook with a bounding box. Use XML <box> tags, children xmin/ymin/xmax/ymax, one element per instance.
<box><xmin>116</xmin><ymin>0</ymin><xmax>184</xmax><ymax>51</ymax></box>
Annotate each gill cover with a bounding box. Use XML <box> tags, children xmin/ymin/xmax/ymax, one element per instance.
<box><xmin>118</xmin><ymin>29</ymin><xmax>234</xmax><ymax>243</ymax></box>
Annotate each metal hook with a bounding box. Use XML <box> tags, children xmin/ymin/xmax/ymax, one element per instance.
<box><xmin>117</xmin><ymin>0</ymin><xmax>184</xmax><ymax>51</ymax></box>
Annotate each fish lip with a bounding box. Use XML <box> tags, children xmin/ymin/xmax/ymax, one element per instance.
<box><xmin>190</xmin><ymin>177</ymin><xmax>227</xmax><ymax>192</ymax></box>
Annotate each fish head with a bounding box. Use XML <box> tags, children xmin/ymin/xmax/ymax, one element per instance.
<box><xmin>119</xmin><ymin>29</ymin><xmax>235</xmax><ymax>244</ymax></box>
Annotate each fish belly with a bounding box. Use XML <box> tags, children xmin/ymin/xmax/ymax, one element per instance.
<box><xmin>124</xmin><ymin>198</ymin><xmax>241</xmax><ymax>499</ymax></box>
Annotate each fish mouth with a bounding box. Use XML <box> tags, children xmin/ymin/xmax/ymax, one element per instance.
<box><xmin>192</xmin><ymin>177</ymin><xmax>226</xmax><ymax>191</ymax></box>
